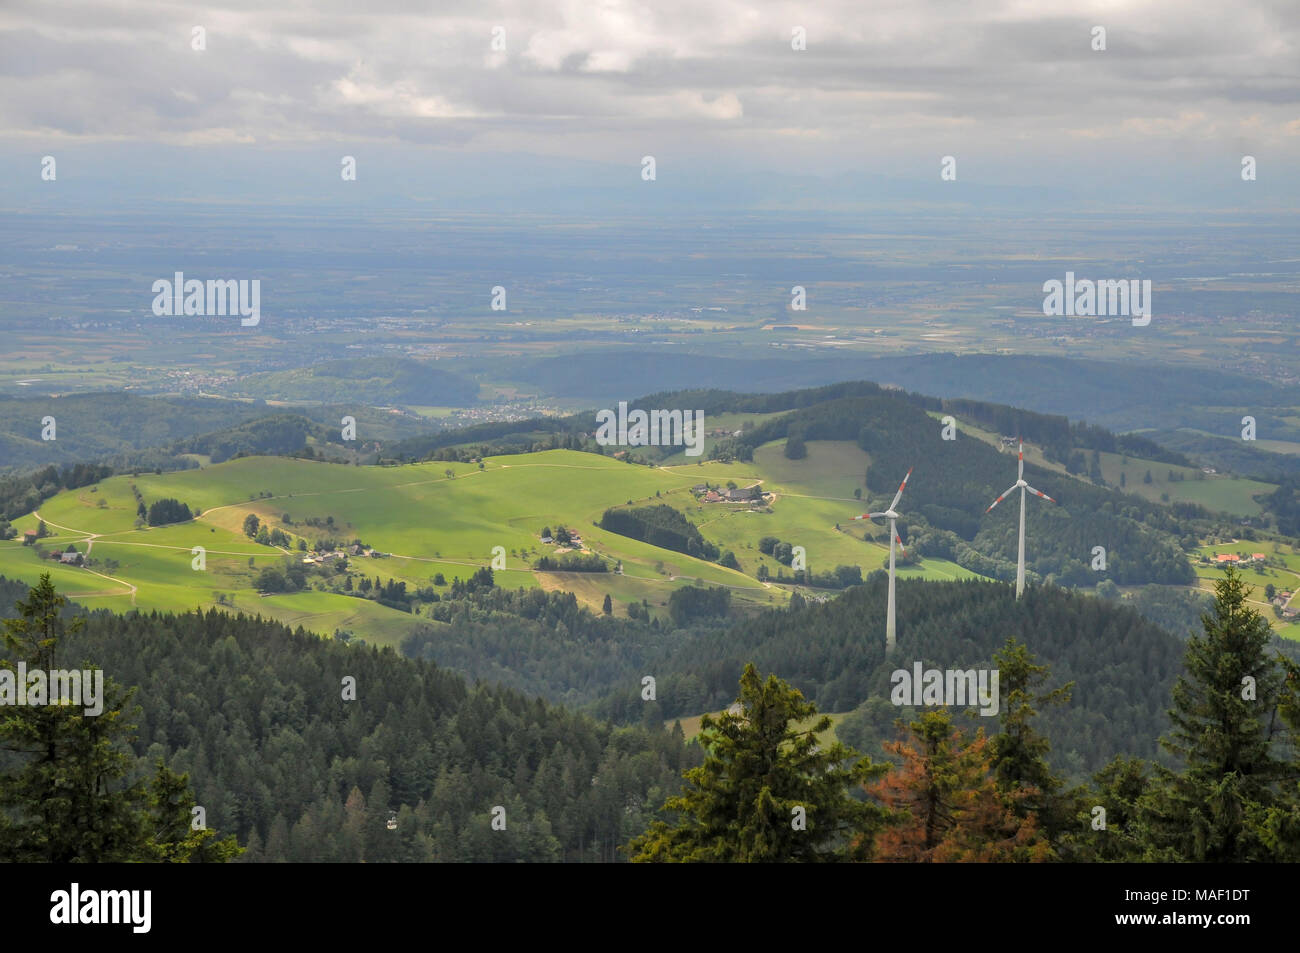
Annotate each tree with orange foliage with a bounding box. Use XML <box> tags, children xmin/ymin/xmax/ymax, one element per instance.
<box><xmin>864</xmin><ymin>709</ymin><xmax>1051</xmax><ymax>862</ymax></box>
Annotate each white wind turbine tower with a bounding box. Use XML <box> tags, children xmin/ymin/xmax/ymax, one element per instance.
<box><xmin>986</xmin><ymin>440</ymin><xmax>1055</xmax><ymax>599</ymax></box>
<box><xmin>853</xmin><ymin>467</ymin><xmax>912</xmax><ymax>652</ymax></box>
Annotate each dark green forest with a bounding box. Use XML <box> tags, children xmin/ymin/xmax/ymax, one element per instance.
<box><xmin>630</xmin><ymin>571</ymin><xmax>1300</xmax><ymax>862</ymax></box>
<box><xmin>0</xmin><ymin>576</ymin><xmax>697</xmax><ymax>863</ymax></box>
<box><xmin>599</xmin><ymin>503</ymin><xmax>720</xmax><ymax>561</ymax></box>
<box><xmin>597</xmin><ymin>576</ymin><xmax>1189</xmax><ymax>779</ymax></box>
<box><xmin>5</xmin><ymin>564</ymin><xmax>1299</xmax><ymax>862</ymax></box>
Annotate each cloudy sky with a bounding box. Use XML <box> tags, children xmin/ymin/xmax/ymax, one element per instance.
<box><xmin>2</xmin><ymin>0</ymin><xmax>1297</xmax><ymax>208</ymax></box>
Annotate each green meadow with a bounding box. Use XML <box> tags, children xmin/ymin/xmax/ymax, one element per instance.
<box><xmin>666</xmin><ymin>440</ymin><xmax>980</xmax><ymax>585</ymax></box>
<box><xmin>1096</xmin><ymin>452</ymin><xmax>1274</xmax><ymax>517</ymax></box>
<box><xmin>0</xmin><ymin>443</ymin><xmax>1008</xmax><ymax>648</ymax></box>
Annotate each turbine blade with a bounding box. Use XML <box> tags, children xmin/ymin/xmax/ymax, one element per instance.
<box><xmin>986</xmin><ymin>483</ymin><xmax>1020</xmax><ymax>512</ymax></box>
<box><xmin>1024</xmin><ymin>484</ymin><xmax>1056</xmax><ymax>503</ymax></box>
<box><xmin>888</xmin><ymin>467</ymin><xmax>914</xmax><ymax>512</ymax></box>
<box><xmin>1018</xmin><ymin>440</ymin><xmax>1024</xmax><ymax>480</ymax></box>
<box><xmin>896</xmin><ymin>533</ymin><xmax>906</xmax><ymax>556</ymax></box>
<box><xmin>853</xmin><ymin>512</ymin><xmax>887</xmax><ymax>520</ymax></box>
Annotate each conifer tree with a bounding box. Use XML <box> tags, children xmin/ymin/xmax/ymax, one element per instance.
<box><xmin>0</xmin><ymin>574</ymin><xmax>141</xmax><ymax>861</ymax></box>
<box><xmin>141</xmin><ymin>759</ymin><xmax>242</xmax><ymax>862</ymax></box>
<box><xmin>1081</xmin><ymin>755</ymin><xmax>1155</xmax><ymax>862</ymax></box>
<box><xmin>1143</xmin><ymin>566</ymin><xmax>1287</xmax><ymax>861</ymax></box>
<box><xmin>865</xmin><ymin>709</ymin><xmax>1049</xmax><ymax>862</ymax></box>
<box><xmin>628</xmin><ymin>663</ymin><xmax>886</xmax><ymax>862</ymax></box>
<box><xmin>988</xmin><ymin>637</ymin><xmax>1081</xmax><ymax>853</ymax></box>
<box><xmin>0</xmin><ymin>574</ymin><xmax>240</xmax><ymax>862</ymax></box>
<box><xmin>1244</xmin><ymin>654</ymin><xmax>1300</xmax><ymax>859</ymax></box>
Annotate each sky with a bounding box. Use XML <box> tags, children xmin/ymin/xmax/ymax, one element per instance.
<box><xmin>1</xmin><ymin>0</ymin><xmax>1298</xmax><ymax>210</ymax></box>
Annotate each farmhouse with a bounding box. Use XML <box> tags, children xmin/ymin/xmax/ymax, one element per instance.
<box><xmin>21</xmin><ymin>530</ymin><xmax>37</xmax><ymax>545</ymax></box>
<box><xmin>1215</xmin><ymin>554</ymin><xmax>1240</xmax><ymax>564</ymax></box>
<box><xmin>724</xmin><ymin>485</ymin><xmax>763</xmax><ymax>502</ymax></box>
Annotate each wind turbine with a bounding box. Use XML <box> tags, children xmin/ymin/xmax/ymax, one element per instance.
<box><xmin>853</xmin><ymin>467</ymin><xmax>912</xmax><ymax>652</ymax></box>
<box><xmin>986</xmin><ymin>440</ymin><xmax>1055</xmax><ymax>599</ymax></box>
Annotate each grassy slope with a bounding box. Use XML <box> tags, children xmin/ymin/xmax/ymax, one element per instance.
<box><xmin>1096</xmin><ymin>452</ymin><xmax>1274</xmax><ymax>517</ymax></box>
<box><xmin>1</xmin><ymin>451</ymin><xmax>780</xmax><ymax>645</ymax></box>
<box><xmin>947</xmin><ymin>410</ymin><xmax>1276</xmax><ymax>518</ymax></box>
<box><xmin>1190</xmin><ymin>540</ymin><xmax>1300</xmax><ymax>640</ymax></box>
<box><xmin>666</xmin><ymin>439</ymin><xmax>980</xmax><ymax>584</ymax></box>
<box><xmin>2</xmin><ymin>442</ymin><xmax>980</xmax><ymax>645</ymax></box>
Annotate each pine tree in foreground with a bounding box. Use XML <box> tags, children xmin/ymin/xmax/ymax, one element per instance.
<box><xmin>627</xmin><ymin>663</ymin><xmax>887</xmax><ymax>862</ymax></box>
<box><xmin>1141</xmin><ymin>566</ymin><xmax>1290</xmax><ymax>861</ymax></box>
<box><xmin>988</xmin><ymin>636</ymin><xmax>1086</xmax><ymax>858</ymax></box>
<box><xmin>0</xmin><ymin>574</ymin><xmax>240</xmax><ymax>862</ymax></box>
<box><xmin>1244</xmin><ymin>654</ymin><xmax>1300</xmax><ymax>859</ymax></box>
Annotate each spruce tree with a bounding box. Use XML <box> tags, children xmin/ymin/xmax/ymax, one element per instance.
<box><xmin>0</xmin><ymin>574</ymin><xmax>141</xmax><ymax>861</ymax></box>
<box><xmin>1245</xmin><ymin>655</ymin><xmax>1300</xmax><ymax>859</ymax></box>
<box><xmin>988</xmin><ymin>637</ymin><xmax>1080</xmax><ymax>854</ymax></box>
<box><xmin>628</xmin><ymin>663</ymin><xmax>886</xmax><ymax>862</ymax></box>
<box><xmin>0</xmin><ymin>574</ymin><xmax>240</xmax><ymax>862</ymax></box>
<box><xmin>141</xmin><ymin>759</ymin><xmax>242</xmax><ymax>862</ymax></box>
<box><xmin>1143</xmin><ymin>566</ymin><xmax>1287</xmax><ymax>861</ymax></box>
<box><xmin>1082</xmin><ymin>755</ymin><xmax>1155</xmax><ymax>862</ymax></box>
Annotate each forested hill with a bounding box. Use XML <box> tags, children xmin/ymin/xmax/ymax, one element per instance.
<box><xmin>0</xmin><ymin>392</ymin><xmax>432</xmax><ymax>472</ymax></box>
<box><xmin>720</xmin><ymin>393</ymin><xmax>1196</xmax><ymax>587</ymax></box>
<box><xmin>0</xmin><ymin>576</ymin><xmax>698</xmax><ymax>863</ymax></box>
<box><xmin>386</xmin><ymin>377</ymin><xmax>1177</xmax><ymax>467</ymax></box>
<box><xmin>599</xmin><ymin>576</ymin><xmax>1187</xmax><ymax>779</ymax></box>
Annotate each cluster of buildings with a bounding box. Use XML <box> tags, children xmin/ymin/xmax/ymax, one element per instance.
<box><xmin>302</xmin><ymin>544</ymin><xmax>387</xmax><ymax>566</ymax></box>
<box><xmin>1213</xmin><ymin>552</ymin><xmax>1267</xmax><ymax>566</ymax></box>
<box><xmin>539</xmin><ymin>532</ymin><xmax>584</xmax><ymax>549</ymax></box>
<box><xmin>693</xmin><ymin>483</ymin><xmax>766</xmax><ymax>504</ymax></box>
